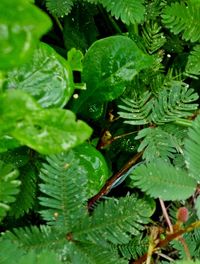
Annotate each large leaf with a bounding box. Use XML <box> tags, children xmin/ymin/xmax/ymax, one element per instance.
<box><xmin>5</xmin><ymin>43</ymin><xmax>74</xmax><ymax>108</ymax></box>
<box><xmin>130</xmin><ymin>160</ymin><xmax>196</xmax><ymax>201</ymax></box>
<box><xmin>0</xmin><ymin>0</ymin><xmax>52</xmax><ymax>70</ymax></box>
<box><xmin>0</xmin><ymin>161</ymin><xmax>21</xmax><ymax>221</ymax></box>
<box><xmin>72</xmin><ymin>36</ymin><xmax>153</xmax><ymax>114</ymax></box>
<box><xmin>0</xmin><ymin>90</ymin><xmax>92</xmax><ymax>154</ymax></box>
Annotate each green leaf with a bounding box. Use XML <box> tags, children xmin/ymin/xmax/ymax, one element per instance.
<box><xmin>0</xmin><ymin>161</ymin><xmax>21</xmax><ymax>221</ymax></box>
<box><xmin>0</xmin><ymin>90</ymin><xmax>92</xmax><ymax>154</ymax></box>
<box><xmin>130</xmin><ymin>160</ymin><xmax>196</xmax><ymax>201</ymax></box>
<box><xmin>0</xmin><ymin>0</ymin><xmax>52</xmax><ymax>70</ymax></box>
<box><xmin>46</xmin><ymin>0</ymin><xmax>74</xmax><ymax>17</ymax></box>
<box><xmin>185</xmin><ymin>116</ymin><xmax>200</xmax><ymax>181</ymax></box>
<box><xmin>5</xmin><ymin>43</ymin><xmax>74</xmax><ymax>108</ymax></box>
<box><xmin>73</xmin><ymin>143</ymin><xmax>109</xmax><ymax>196</ymax></box>
<box><xmin>162</xmin><ymin>0</ymin><xmax>200</xmax><ymax>42</ymax></box>
<box><xmin>185</xmin><ymin>45</ymin><xmax>200</xmax><ymax>78</ymax></box>
<box><xmin>195</xmin><ymin>196</ymin><xmax>200</xmax><ymax>219</ymax></box>
<box><xmin>72</xmin><ymin>36</ymin><xmax>153</xmax><ymax>114</ymax></box>
<box><xmin>9</xmin><ymin>164</ymin><xmax>37</xmax><ymax>218</ymax></box>
<box><xmin>39</xmin><ymin>151</ymin><xmax>88</xmax><ymax>228</ymax></box>
<box><xmin>0</xmin><ymin>239</ymin><xmax>24</xmax><ymax>264</ymax></box>
<box><xmin>74</xmin><ymin>195</ymin><xmax>154</xmax><ymax>244</ymax></box>
<box><xmin>18</xmin><ymin>250</ymin><xmax>62</xmax><ymax>264</ymax></box>
<box><xmin>39</xmin><ymin>144</ymin><xmax>109</xmax><ymax>226</ymax></box>
<box><xmin>99</xmin><ymin>0</ymin><xmax>145</xmax><ymax>25</ymax></box>
<box><xmin>0</xmin><ymin>136</ymin><xmax>21</xmax><ymax>153</ymax></box>
<box><xmin>67</xmin><ymin>48</ymin><xmax>84</xmax><ymax>72</ymax></box>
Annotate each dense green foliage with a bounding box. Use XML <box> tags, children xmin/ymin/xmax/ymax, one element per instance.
<box><xmin>1</xmin><ymin>0</ymin><xmax>200</xmax><ymax>263</ymax></box>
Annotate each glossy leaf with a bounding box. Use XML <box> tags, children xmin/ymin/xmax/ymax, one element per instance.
<box><xmin>0</xmin><ymin>0</ymin><xmax>52</xmax><ymax>70</ymax></box>
<box><xmin>73</xmin><ymin>143</ymin><xmax>110</xmax><ymax>196</ymax></box>
<box><xmin>68</xmin><ymin>48</ymin><xmax>84</xmax><ymax>72</ymax></box>
<box><xmin>72</xmin><ymin>36</ymin><xmax>153</xmax><ymax>114</ymax></box>
<box><xmin>5</xmin><ymin>43</ymin><xmax>74</xmax><ymax>108</ymax></box>
<box><xmin>0</xmin><ymin>90</ymin><xmax>92</xmax><ymax>154</ymax></box>
<box><xmin>0</xmin><ymin>136</ymin><xmax>21</xmax><ymax>153</ymax></box>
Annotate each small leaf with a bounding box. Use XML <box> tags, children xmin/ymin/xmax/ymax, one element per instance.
<box><xmin>68</xmin><ymin>48</ymin><xmax>84</xmax><ymax>72</ymax></box>
<box><xmin>72</xmin><ymin>36</ymin><xmax>153</xmax><ymax>114</ymax></box>
<box><xmin>0</xmin><ymin>0</ymin><xmax>52</xmax><ymax>70</ymax></box>
<box><xmin>0</xmin><ymin>136</ymin><xmax>21</xmax><ymax>153</ymax></box>
<box><xmin>5</xmin><ymin>43</ymin><xmax>74</xmax><ymax>108</ymax></box>
<box><xmin>130</xmin><ymin>160</ymin><xmax>196</xmax><ymax>201</ymax></box>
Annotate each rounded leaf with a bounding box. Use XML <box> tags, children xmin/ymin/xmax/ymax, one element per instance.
<box><xmin>5</xmin><ymin>43</ymin><xmax>74</xmax><ymax>108</ymax></box>
<box><xmin>0</xmin><ymin>0</ymin><xmax>52</xmax><ymax>70</ymax></box>
<box><xmin>73</xmin><ymin>143</ymin><xmax>110</xmax><ymax>196</ymax></box>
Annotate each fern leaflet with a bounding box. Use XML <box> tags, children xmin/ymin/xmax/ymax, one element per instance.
<box><xmin>46</xmin><ymin>0</ymin><xmax>74</xmax><ymax>17</ymax></box>
<box><xmin>185</xmin><ymin>45</ymin><xmax>200</xmax><ymax>78</ymax></box>
<box><xmin>39</xmin><ymin>151</ymin><xmax>88</xmax><ymax>229</ymax></box>
<box><xmin>130</xmin><ymin>160</ymin><xmax>196</xmax><ymax>201</ymax></box>
<box><xmin>185</xmin><ymin>116</ymin><xmax>200</xmax><ymax>181</ymax></box>
<box><xmin>99</xmin><ymin>0</ymin><xmax>145</xmax><ymax>25</ymax></box>
<box><xmin>0</xmin><ymin>161</ymin><xmax>20</xmax><ymax>221</ymax></box>
<box><xmin>162</xmin><ymin>0</ymin><xmax>200</xmax><ymax>42</ymax></box>
<box><xmin>73</xmin><ymin>195</ymin><xmax>154</xmax><ymax>245</ymax></box>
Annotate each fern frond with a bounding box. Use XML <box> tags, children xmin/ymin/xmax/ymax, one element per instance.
<box><xmin>118</xmin><ymin>235</ymin><xmax>148</xmax><ymax>260</ymax></box>
<box><xmin>118</xmin><ymin>81</ymin><xmax>198</xmax><ymax>126</ymax></box>
<box><xmin>162</xmin><ymin>0</ymin><xmax>200</xmax><ymax>42</ymax></box>
<box><xmin>0</xmin><ymin>239</ymin><xmax>24</xmax><ymax>264</ymax></box>
<box><xmin>9</xmin><ymin>164</ymin><xmax>37</xmax><ymax>219</ymax></box>
<box><xmin>99</xmin><ymin>0</ymin><xmax>145</xmax><ymax>25</ymax></box>
<box><xmin>46</xmin><ymin>0</ymin><xmax>74</xmax><ymax>17</ymax></box>
<box><xmin>74</xmin><ymin>195</ymin><xmax>154</xmax><ymax>244</ymax></box>
<box><xmin>39</xmin><ymin>151</ymin><xmax>88</xmax><ymax>229</ymax></box>
<box><xmin>118</xmin><ymin>91</ymin><xmax>152</xmax><ymax>125</ymax></box>
<box><xmin>185</xmin><ymin>45</ymin><xmax>200</xmax><ymax>79</ymax></box>
<box><xmin>17</xmin><ymin>250</ymin><xmax>62</xmax><ymax>264</ymax></box>
<box><xmin>151</xmin><ymin>81</ymin><xmax>198</xmax><ymax>124</ymax></box>
<box><xmin>68</xmin><ymin>242</ymin><xmax>127</xmax><ymax>264</ymax></box>
<box><xmin>2</xmin><ymin>225</ymin><xmax>65</xmax><ymax>252</ymax></box>
<box><xmin>135</xmin><ymin>127</ymin><xmax>177</xmax><ymax>162</ymax></box>
<box><xmin>142</xmin><ymin>21</ymin><xmax>166</xmax><ymax>54</ymax></box>
<box><xmin>130</xmin><ymin>160</ymin><xmax>196</xmax><ymax>201</ymax></box>
<box><xmin>185</xmin><ymin>116</ymin><xmax>200</xmax><ymax>181</ymax></box>
<box><xmin>0</xmin><ymin>161</ymin><xmax>20</xmax><ymax>221</ymax></box>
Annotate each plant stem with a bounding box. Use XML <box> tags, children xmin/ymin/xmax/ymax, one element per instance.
<box><xmin>159</xmin><ymin>199</ymin><xmax>173</xmax><ymax>233</ymax></box>
<box><xmin>53</xmin><ymin>15</ymin><xmax>63</xmax><ymax>32</ymax></box>
<box><xmin>88</xmin><ymin>151</ymin><xmax>143</xmax><ymax>209</ymax></box>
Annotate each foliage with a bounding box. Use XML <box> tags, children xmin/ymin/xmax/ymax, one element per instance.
<box><xmin>1</xmin><ymin>0</ymin><xmax>200</xmax><ymax>263</ymax></box>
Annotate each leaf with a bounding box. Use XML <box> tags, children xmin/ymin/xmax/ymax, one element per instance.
<box><xmin>0</xmin><ymin>147</ymin><xmax>30</xmax><ymax>168</ymax></box>
<box><xmin>162</xmin><ymin>0</ymin><xmax>200</xmax><ymax>42</ymax></box>
<box><xmin>0</xmin><ymin>0</ymin><xmax>52</xmax><ymax>70</ymax></box>
<box><xmin>74</xmin><ymin>195</ymin><xmax>154</xmax><ymax>244</ymax></box>
<box><xmin>68</xmin><ymin>242</ymin><xmax>127</xmax><ymax>264</ymax></box>
<box><xmin>0</xmin><ymin>90</ymin><xmax>92</xmax><ymax>154</ymax></box>
<box><xmin>46</xmin><ymin>0</ymin><xmax>74</xmax><ymax>17</ymax></box>
<box><xmin>39</xmin><ymin>144</ymin><xmax>109</xmax><ymax>226</ymax></box>
<box><xmin>185</xmin><ymin>116</ymin><xmax>200</xmax><ymax>181</ymax></box>
<box><xmin>39</xmin><ymin>151</ymin><xmax>88</xmax><ymax>228</ymax></box>
<box><xmin>0</xmin><ymin>161</ymin><xmax>21</xmax><ymax>221</ymax></box>
<box><xmin>72</xmin><ymin>36</ymin><xmax>153</xmax><ymax>114</ymax></box>
<box><xmin>0</xmin><ymin>239</ymin><xmax>24</xmax><ymax>264</ymax></box>
<box><xmin>68</xmin><ymin>48</ymin><xmax>84</xmax><ymax>72</ymax></box>
<box><xmin>130</xmin><ymin>160</ymin><xmax>196</xmax><ymax>201</ymax></box>
<box><xmin>195</xmin><ymin>196</ymin><xmax>200</xmax><ymax>219</ymax></box>
<box><xmin>0</xmin><ymin>136</ymin><xmax>21</xmax><ymax>153</ymax></box>
<box><xmin>5</xmin><ymin>43</ymin><xmax>74</xmax><ymax>108</ymax></box>
<box><xmin>99</xmin><ymin>0</ymin><xmax>145</xmax><ymax>25</ymax></box>
<box><xmin>185</xmin><ymin>45</ymin><xmax>200</xmax><ymax>78</ymax></box>
<box><xmin>18</xmin><ymin>250</ymin><xmax>62</xmax><ymax>264</ymax></box>
<box><xmin>135</xmin><ymin>127</ymin><xmax>177</xmax><ymax>162</ymax></box>
<box><xmin>9</xmin><ymin>164</ymin><xmax>37</xmax><ymax>218</ymax></box>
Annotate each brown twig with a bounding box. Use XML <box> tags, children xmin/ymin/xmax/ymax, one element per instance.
<box><xmin>132</xmin><ymin>220</ymin><xmax>200</xmax><ymax>264</ymax></box>
<box><xmin>87</xmin><ymin>151</ymin><xmax>143</xmax><ymax>209</ymax></box>
<box><xmin>159</xmin><ymin>199</ymin><xmax>173</xmax><ymax>233</ymax></box>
